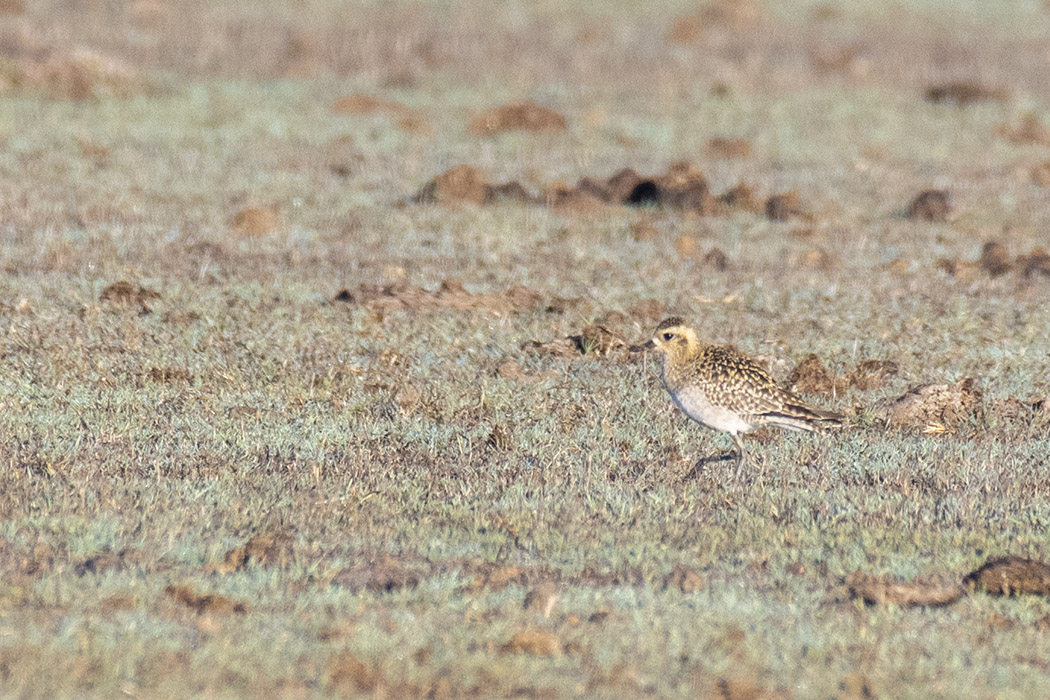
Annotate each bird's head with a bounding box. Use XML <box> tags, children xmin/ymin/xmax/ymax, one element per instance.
<box><xmin>629</xmin><ymin>317</ymin><xmax>700</xmax><ymax>361</ymax></box>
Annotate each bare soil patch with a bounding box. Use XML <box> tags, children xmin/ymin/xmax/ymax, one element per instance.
<box><xmin>905</xmin><ymin>189</ymin><xmax>951</xmax><ymax>221</ymax></box>
<box><xmin>874</xmin><ymin>378</ymin><xmax>982</xmax><ymax>429</ymax></box>
<box><xmin>924</xmin><ymin>82</ymin><xmax>1005</xmax><ymax>105</ymax></box>
<box><xmin>469</xmin><ymin>100</ymin><xmax>567</xmax><ymax>134</ymax></box>
<box><xmin>845</xmin><ymin>571</ymin><xmax>964</xmax><ymax>607</ymax></box>
<box><xmin>964</xmin><ymin>556</ymin><xmax>1050</xmax><ymax>596</ymax></box>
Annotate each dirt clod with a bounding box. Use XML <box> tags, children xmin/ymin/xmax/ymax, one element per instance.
<box><xmin>1016</xmin><ymin>247</ymin><xmax>1050</xmax><ymax>277</ymax></box>
<box><xmin>979</xmin><ymin>241</ymin><xmax>1012</xmax><ymax>276</ymax></box>
<box><xmin>716</xmin><ymin>183</ymin><xmax>761</xmax><ymax>213</ymax></box>
<box><xmin>765</xmin><ymin>191</ymin><xmax>804</xmax><ymax>221</ymax></box>
<box><xmin>327</xmin><ymin>652</ymin><xmax>380</xmax><ymax>694</ymax></box>
<box><xmin>414</xmin><ymin>165</ymin><xmax>489</xmax><ymax>205</ymax></box>
<box><xmin>787</xmin><ymin>354</ymin><xmax>835</xmax><ymax>396</ymax></box>
<box><xmin>845</xmin><ymin>571</ymin><xmax>964</xmax><ymax>607</ymax></box>
<box><xmin>707</xmin><ymin>137</ymin><xmax>752</xmax><ymax>159</ymax></box>
<box><xmin>523</xmin><ymin>581</ymin><xmax>559</xmax><ymax>617</ymax></box>
<box><xmin>874</xmin><ymin>378</ymin><xmax>982</xmax><ymax>428</ymax></box>
<box><xmin>470</xmin><ymin>101</ymin><xmax>567</xmax><ymax>134</ymax></box>
<box><xmin>998</xmin><ymin>113</ymin><xmax>1050</xmax><ymax>146</ymax></box>
<box><xmin>964</xmin><ymin>556</ymin><xmax>1050</xmax><ymax>596</ymax></box>
<box><xmin>925</xmin><ymin>82</ymin><xmax>1004</xmax><ymax>105</ymax></box>
<box><xmin>229</xmin><ymin>207</ymin><xmax>278</xmax><ymax>236</ymax></box>
<box><xmin>501</xmin><ymin>630</ymin><xmax>563</xmax><ymax>656</ymax></box>
<box><xmin>906</xmin><ymin>189</ymin><xmax>951</xmax><ymax>221</ymax></box>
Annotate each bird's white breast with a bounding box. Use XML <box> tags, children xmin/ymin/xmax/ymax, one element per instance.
<box><xmin>664</xmin><ymin>382</ymin><xmax>754</xmax><ymax>435</ymax></box>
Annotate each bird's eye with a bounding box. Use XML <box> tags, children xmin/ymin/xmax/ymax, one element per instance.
<box><xmin>662</xmin><ymin>332</ymin><xmax>674</xmax><ymax>342</ymax></box>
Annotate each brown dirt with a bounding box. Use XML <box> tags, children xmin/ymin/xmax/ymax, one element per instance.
<box><xmin>485</xmin><ymin>180</ymin><xmax>538</xmax><ymax>205</ymax></box>
<box><xmin>501</xmin><ymin>630</ymin><xmax>563</xmax><ymax>656</ymax></box>
<box><xmin>629</xmin><ymin>220</ymin><xmax>659</xmax><ymax>241</ymax></box>
<box><xmin>165</xmin><ymin>585</ymin><xmax>249</xmax><ymax>615</ymax></box>
<box><xmin>987</xmin><ymin>396</ymin><xmax>1048</xmax><ymax>429</ymax></box>
<box><xmin>469</xmin><ymin>100</ymin><xmax>567</xmax><ymax>135</ymax></box>
<box><xmin>964</xmin><ymin>556</ymin><xmax>1050</xmax><ymax>596</ymax></box>
<box><xmin>998</xmin><ymin>113</ymin><xmax>1050</xmax><ymax>146</ymax></box>
<box><xmin>414</xmin><ymin>165</ymin><xmax>489</xmax><ymax>205</ymax></box>
<box><xmin>326</xmin><ymin>651</ymin><xmax>380</xmax><ymax>694</ymax></box>
<box><xmin>706</xmin><ymin>137</ymin><xmax>752</xmax><ymax>159</ymax></box>
<box><xmin>1016</xmin><ymin>247</ymin><xmax>1050</xmax><ymax>277</ymax></box>
<box><xmin>650</xmin><ymin>161</ymin><xmax>714</xmax><ymax>213</ymax></box>
<box><xmin>924</xmin><ymin>82</ymin><xmax>1005</xmax><ymax>105</ymax></box>
<box><xmin>214</xmin><ymin>533</ymin><xmax>295</xmax><ymax>574</ymax></box>
<box><xmin>663</xmin><ymin>565</ymin><xmax>704</xmax><ymax>593</ymax></box>
<box><xmin>905</xmin><ymin>189</ymin><xmax>951</xmax><ymax>221</ymax></box>
<box><xmin>787</xmin><ymin>354</ymin><xmax>836</xmax><ymax>396</ymax></box>
<box><xmin>845</xmin><ymin>571</ymin><xmax>964</xmax><ymax>607</ymax></box>
<box><xmin>979</xmin><ymin>241</ymin><xmax>1012</xmax><ymax>276</ymax></box>
<box><xmin>716</xmin><ymin>183</ymin><xmax>761</xmax><ymax>214</ymax></box>
<box><xmin>794</xmin><ymin>247</ymin><xmax>835</xmax><ymax>271</ymax></box>
<box><xmin>765</xmin><ymin>191</ymin><xmax>804</xmax><ymax>221</ymax></box>
<box><xmin>522</xmin><ymin>581</ymin><xmax>559</xmax><ymax>617</ymax></box>
<box><xmin>702</xmin><ymin>247</ymin><xmax>730</xmax><ymax>271</ymax></box>
<box><xmin>229</xmin><ymin>207</ymin><xmax>279</xmax><ymax>237</ymax></box>
<box><xmin>546</xmin><ymin>183</ymin><xmax>608</xmax><ymax>214</ymax></box>
<box><xmin>5</xmin><ymin>47</ymin><xmax>146</xmax><ymax>100</ymax></box>
<box><xmin>873</xmin><ymin>378</ymin><xmax>982</xmax><ymax>428</ymax></box>
<box><xmin>846</xmin><ymin>360</ymin><xmax>898</xmax><ymax>391</ymax></box>
<box><xmin>568</xmin><ymin>324</ymin><xmax>627</xmax><ymax>358</ymax></box>
<box><xmin>1032</xmin><ymin>161</ymin><xmax>1050</xmax><ymax>187</ymax></box>
<box><xmin>667</xmin><ymin>1</ymin><xmax>762</xmax><ymax>44</ymax></box>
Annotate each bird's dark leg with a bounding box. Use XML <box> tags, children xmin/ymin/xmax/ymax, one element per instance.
<box><xmin>730</xmin><ymin>433</ymin><xmax>756</xmax><ymax>478</ymax></box>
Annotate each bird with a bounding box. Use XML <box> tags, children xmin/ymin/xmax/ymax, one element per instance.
<box><xmin>630</xmin><ymin>317</ymin><xmax>843</xmax><ymax>467</ymax></box>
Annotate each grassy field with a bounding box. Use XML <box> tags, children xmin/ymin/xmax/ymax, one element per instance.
<box><xmin>2</xmin><ymin>0</ymin><xmax>1050</xmax><ymax>697</ymax></box>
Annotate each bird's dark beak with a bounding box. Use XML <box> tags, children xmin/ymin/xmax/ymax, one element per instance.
<box><xmin>629</xmin><ymin>339</ymin><xmax>655</xmax><ymax>352</ymax></box>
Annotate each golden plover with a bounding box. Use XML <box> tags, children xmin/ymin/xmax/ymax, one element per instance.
<box><xmin>630</xmin><ymin>317</ymin><xmax>843</xmax><ymax>466</ymax></box>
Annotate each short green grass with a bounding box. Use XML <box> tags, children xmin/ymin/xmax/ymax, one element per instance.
<box><xmin>2</xmin><ymin>1</ymin><xmax>1050</xmax><ymax>698</ymax></box>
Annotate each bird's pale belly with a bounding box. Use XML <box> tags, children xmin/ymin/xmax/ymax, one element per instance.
<box><xmin>666</xmin><ymin>383</ymin><xmax>753</xmax><ymax>435</ymax></box>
